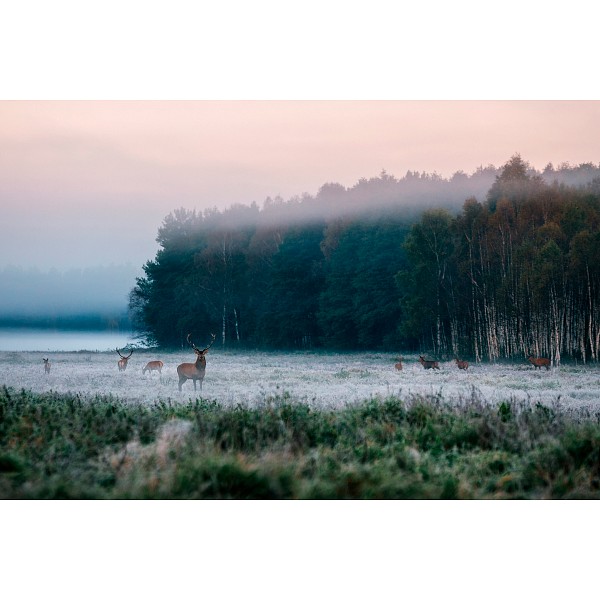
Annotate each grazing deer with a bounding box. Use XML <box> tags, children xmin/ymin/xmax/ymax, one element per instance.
<box><xmin>394</xmin><ymin>357</ymin><xmax>403</xmax><ymax>371</ymax></box>
<box><xmin>419</xmin><ymin>355</ymin><xmax>440</xmax><ymax>370</ymax></box>
<box><xmin>455</xmin><ymin>358</ymin><xmax>469</xmax><ymax>370</ymax></box>
<box><xmin>116</xmin><ymin>347</ymin><xmax>133</xmax><ymax>371</ymax></box>
<box><xmin>177</xmin><ymin>333</ymin><xmax>216</xmax><ymax>392</ymax></box>
<box><xmin>528</xmin><ymin>356</ymin><xmax>551</xmax><ymax>370</ymax></box>
<box><xmin>142</xmin><ymin>360</ymin><xmax>164</xmax><ymax>375</ymax></box>
<box><xmin>43</xmin><ymin>358</ymin><xmax>51</xmax><ymax>374</ymax></box>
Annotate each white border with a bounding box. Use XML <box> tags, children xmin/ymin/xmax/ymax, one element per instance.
<box><xmin>1</xmin><ymin>1</ymin><xmax>598</xmax><ymax>99</ymax></box>
<box><xmin>3</xmin><ymin>501</ymin><xmax>597</xmax><ymax>599</ymax></box>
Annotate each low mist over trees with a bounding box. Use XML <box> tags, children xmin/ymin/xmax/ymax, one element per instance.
<box><xmin>131</xmin><ymin>157</ymin><xmax>600</xmax><ymax>361</ymax></box>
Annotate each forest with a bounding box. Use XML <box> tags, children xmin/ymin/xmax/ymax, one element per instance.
<box><xmin>129</xmin><ymin>156</ymin><xmax>600</xmax><ymax>363</ymax></box>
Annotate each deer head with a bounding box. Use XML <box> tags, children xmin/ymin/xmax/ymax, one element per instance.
<box><xmin>116</xmin><ymin>347</ymin><xmax>133</xmax><ymax>371</ymax></box>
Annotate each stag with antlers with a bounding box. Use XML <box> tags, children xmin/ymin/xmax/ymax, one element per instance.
<box><xmin>116</xmin><ymin>347</ymin><xmax>133</xmax><ymax>371</ymax></box>
<box><xmin>177</xmin><ymin>333</ymin><xmax>216</xmax><ymax>392</ymax></box>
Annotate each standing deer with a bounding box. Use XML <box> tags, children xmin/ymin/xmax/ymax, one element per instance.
<box><xmin>116</xmin><ymin>348</ymin><xmax>133</xmax><ymax>371</ymax></box>
<box><xmin>528</xmin><ymin>356</ymin><xmax>551</xmax><ymax>370</ymax></box>
<box><xmin>455</xmin><ymin>358</ymin><xmax>469</xmax><ymax>370</ymax></box>
<box><xmin>419</xmin><ymin>355</ymin><xmax>440</xmax><ymax>370</ymax></box>
<box><xmin>143</xmin><ymin>360</ymin><xmax>164</xmax><ymax>375</ymax></box>
<box><xmin>394</xmin><ymin>357</ymin><xmax>403</xmax><ymax>371</ymax></box>
<box><xmin>177</xmin><ymin>333</ymin><xmax>216</xmax><ymax>392</ymax></box>
<box><xmin>43</xmin><ymin>358</ymin><xmax>51</xmax><ymax>374</ymax></box>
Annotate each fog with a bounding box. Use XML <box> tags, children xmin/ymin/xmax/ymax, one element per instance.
<box><xmin>3</xmin><ymin>101</ymin><xmax>600</xmax><ymax>272</ymax></box>
<box><xmin>3</xmin><ymin>159</ymin><xmax>600</xmax><ymax>325</ymax></box>
<box><xmin>178</xmin><ymin>160</ymin><xmax>600</xmax><ymax>231</ymax></box>
<box><xmin>0</xmin><ymin>264</ymin><xmax>140</xmax><ymax>323</ymax></box>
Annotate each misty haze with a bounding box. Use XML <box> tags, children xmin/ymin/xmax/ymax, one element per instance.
<box><xmin>2</xmin><ymin>156</ymin><xmax>600</xmax><ymax>338</ymax></box>
<box><xmin>0</xmin><ymin>264</ymin><xmax>139</xmax><ymax>321</ymax></box>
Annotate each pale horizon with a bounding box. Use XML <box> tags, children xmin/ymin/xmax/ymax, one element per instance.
<box><xmin>1</xmin><ymin>100</ymin><xmax>600</xmax><ymax>271</ymax></box>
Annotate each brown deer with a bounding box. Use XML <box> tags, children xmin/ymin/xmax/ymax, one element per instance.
<box><xmin>116</xmin><ymin>348</ymin><xmax>133</xmax><ymax>371</ymax></box>
<box><xmin>528</xmin><ymin>356</ymin><xmax>551</xmax><ymax>370</ymax></box>
<box><xmin>177</xmin><ymin>333</ymin><xmax>216</xmax><ymax>392</ymax></box>
<box><xmin>43</xmin><ymin>358</ymin><xmax>51</xmax><ymax>374</ymax></box>
<box><xmin>419</xmin><ymin>355</ymin><xmax>440</xmax><ymax>370</ymax></box>
<box><xmin>142</xmin><ymin>360</ymin><xmax>164</xmax><ymax>375</ymax></box>
<box><xmin>455</xmin><ymin>358</ymin><xmax>469</xmax><ymax>370</ymax></box>
<box><xmin>394</xmin><ymin>357</ymin><xmax>403</xmax><ymax>371</ymax></box>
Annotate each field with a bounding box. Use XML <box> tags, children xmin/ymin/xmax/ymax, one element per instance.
<box><xmin>2</xmin><ymin>350</ymin><xmax>600</xmax><ymax>499</ymax></box>
<box><xmin>2</xmin><ymin>349</ymin><xmax>600</xmax><ymax>411</ymax></box>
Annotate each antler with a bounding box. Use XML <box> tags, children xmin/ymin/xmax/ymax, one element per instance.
<box><xmin>116</xmin><ymin>347</ymin><xmax>133</xmax><ymax>359</ymax></box>
<box><xmin>186</xmin><ymin>333</ymin><xmax>198</xmax><ymax>351</ymax></box>
<box><xmin>203</xmin><ymin>333</ymin><xmax>217</xmax><ymax>353</ymax></box>
<box><xmin>187</xmin><ymin>333</ymin><xmax>216</xmax><ymax>353</ymax></box>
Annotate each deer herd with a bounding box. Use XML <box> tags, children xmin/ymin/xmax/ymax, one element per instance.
<box><xmin>40</xmin><ymin>337</ymin><xmax>555</xmax><ymax>388</ymax></box>
<box><xmin>111</xmin><ymin>333</ymin><xmax>217</xmax><ymax>392</ymax></box>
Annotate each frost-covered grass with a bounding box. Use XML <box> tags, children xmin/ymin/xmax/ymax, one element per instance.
<box><xmin>2</xmin><ymin>386</ymin><xmax>600</xmax><ymax>499</ymax></box>
<box><xmin>3</xmin><ymin>350</ymin><xmax>600</xmax><ymax>499</ymax></box>
<box><xmin>2</xmin><ymin>350</ymin><xmax>600</xmax><ymax>411</ymax></box>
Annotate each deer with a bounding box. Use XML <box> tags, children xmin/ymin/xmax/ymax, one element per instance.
<box><xmin>455</xmin><ymin>358</ymin><xmax>469</xmax><ymax>370</ymax></box>
<box><xmin>43</xmin><ymin>358</ymin><xmax>51</xmax><ymax>374</ymax></box>
<box><xmin>528</xmin><ymin>356</ymin><xmax>551</xmax><ymax>370</ymax></box>
<box><xmin>177</xmin><ymin>333</ymin><xmax>216</xmax><ymax>392</ymax></box>
<box><xmin>419</xmin><ymin>355</ymin><xmax>440</xmax><ymax>370</ymax></box>
<box><xmin>394</xmin><ymin>357</ymin><xmax>403</xmax><ymax>371</ymax></box>
<box><xmin>143</xmin><ymin>360</ymin><xmax>164</xmax><ymax>375</ymax></box>
<box><xmin>116</xmin><ymin>347</ymin><xmax>133</xmax><ymax>371</ymax></box>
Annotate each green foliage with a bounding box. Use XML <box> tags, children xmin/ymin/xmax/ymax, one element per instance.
<box><xmin>498</xmin><ymin>401</ymin><xmax>512</xmax><ymax>422</ymax></box>
<box><xmin>396</xmin><ymin>161</ymin><xmax>600</xmax><ymax>361</ymax></box>
<box><xmin>2</xmin><ymin>386</ymin><xmax>600</xmax><ymax>499</ymax></box>
<box><xmin>130</xmin><ymin>157</ymin><xmax>600</xmax><ymax>359</ymax></box>
<box><xmin>259</xmin><ymin>225</ymin><xmax>325</xmax><ymax>348</ymax></box>
<box><xmin>317</xmin><ymin>219</ymin><xmax>409</xmax><ymax>349</ymax></box>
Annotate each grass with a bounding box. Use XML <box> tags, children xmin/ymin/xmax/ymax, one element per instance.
<box><xmin>1</xmin><ymin>385</ymin><xmax>600</xmax><ymax>499</ymax></box>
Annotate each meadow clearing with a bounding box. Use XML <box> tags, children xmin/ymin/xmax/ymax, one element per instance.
<box><xmin>1</xmin><ymin>349</ymin><xmax>599</xmax><ymax>411</ymax></box>
<box><xmin>3</xmin><ymin>350</ymin><xmax>600</xmax><ymax>499</ymax></box>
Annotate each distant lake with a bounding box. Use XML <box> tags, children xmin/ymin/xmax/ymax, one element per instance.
<box><xmin>0</xmin><ymin>327</ymin><xmax>134</xmax><ymax>352</ymax></box>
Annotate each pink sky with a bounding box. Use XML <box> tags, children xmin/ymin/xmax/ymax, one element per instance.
<box><xmin>1</xmin><ymin>100</ymin><xmax>600</xmax><ymax>270</ymax></box>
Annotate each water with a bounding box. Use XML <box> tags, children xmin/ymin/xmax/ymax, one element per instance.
<box><xmin>0</xmin><ymin>327</ymin><xmax>134</xmax><ymax>352</ymax></box>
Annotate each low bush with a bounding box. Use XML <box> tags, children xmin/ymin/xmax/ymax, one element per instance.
<box><xmin>1</xmin><ymin>385</ymin><xmax>599</xmax><ymax>499</ymax></box>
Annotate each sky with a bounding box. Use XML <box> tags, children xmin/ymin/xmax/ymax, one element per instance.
<box><xmin>1</xmin><ymin>100</ymin><xmax>600</xmax><ymax>272</ymax></box>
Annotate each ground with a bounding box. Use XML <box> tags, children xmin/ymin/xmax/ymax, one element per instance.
<box><xmin>1</xmin><ymin>350</ymin><xmax>599</xmax><ymax>411</ymax></box>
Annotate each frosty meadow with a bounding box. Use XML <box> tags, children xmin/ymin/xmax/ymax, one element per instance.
<box><xmin>2</xmin><ymin>349</ymin><xmax>599</xmax><ymax>412</ymax></box>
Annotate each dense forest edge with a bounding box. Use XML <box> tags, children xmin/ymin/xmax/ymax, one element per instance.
<box><xmin>3</xmin><ymin>386</ymin><xmax>600</xmax><ymax>499</ymax></box>
<box><xmin>129</xmin><ymin>156</ymin><xmax>600</xmax><ymax>363</ymax></box>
